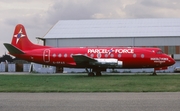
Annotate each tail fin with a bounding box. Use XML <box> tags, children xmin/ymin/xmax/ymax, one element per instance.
<box><xmin>11</xmin><ymin>24</ymin><xmax>50</xmax><ymax>50</ymax></box>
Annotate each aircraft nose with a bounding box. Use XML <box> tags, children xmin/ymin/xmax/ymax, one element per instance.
<box><xmin>168</xmin><ymin>56</ymin><xmax>175</xmax><ymax>66</ymax></box>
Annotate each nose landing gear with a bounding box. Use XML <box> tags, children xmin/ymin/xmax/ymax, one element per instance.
<box><xmin>152</xmin><ymin>70</ymin><xmax>157</xmax><ymax>76</ymax></box>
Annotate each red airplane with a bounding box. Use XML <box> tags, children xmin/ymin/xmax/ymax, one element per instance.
<box><xmin>4</xmin><ymin>24</ymin><xmax>175</xmax><ymax>76</ymax></box>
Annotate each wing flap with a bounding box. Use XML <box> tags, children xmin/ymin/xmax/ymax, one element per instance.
<box><xmin>4</xmin><ymin>43</ymin><xmax>25</xmax><ymax>54</ymax></box>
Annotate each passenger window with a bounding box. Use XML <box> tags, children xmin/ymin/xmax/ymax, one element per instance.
<box><xmin>118</xmin><ymin>54</ymin><xmax>121</xmax><ymax>58</ymax></box>
<box><xmin>90</xmin><ymin>54</ymin><xmax>94</xmax><ymax>57</ymax></box>
<box><xmin>110</xmin><ymin>54</ymin><xmax>114</xmax><ymax>57</ymax></box>
<box><xmin>53</xmin><ymin>54</ymin><xmax>56</xmax><ymax>58</ymax></box>
<box><xmin>97</xmin><ymin>53</ymin><xmax>101</xmax><ymax>58</ymax></box>
<box><xmin>58</xmin><ymin>54</ymin><xmax>62</xmax><ymax>58</ymax></box>
<box><xmin>133</xmin><ymin>54</ymin><xmax>136</xmax><ymax>58</ymax></box>
<box><xmin>105</xmin><ymin>53</ymin><xmax>108</xmax><ymax>58</ymax></box>
<box><xmin>141</xmin><ymin>54</ymin><xmax>144</xmax><ymax>58</ymax></box>
<box><xmin>64</xmin><ymin>54</ymin><xmax>67</xmax><ymax>58</ymax></box>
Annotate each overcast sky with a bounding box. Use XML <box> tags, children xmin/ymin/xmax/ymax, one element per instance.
<box><xmin>1</xmin><ymin>0</ymin><xmax>180</xmax><ymax>56</ymax></box>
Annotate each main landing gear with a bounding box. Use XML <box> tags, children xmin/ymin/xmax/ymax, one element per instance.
<box><xmin>86</xmin><ymin>68</ymin><xmax>102</xmax><ymax>76</ymax></box>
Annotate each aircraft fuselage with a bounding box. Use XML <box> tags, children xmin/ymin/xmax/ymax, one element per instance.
<box><xmin>13</xmin><ymin>47</ymin><xmax>174</xmax><ymax>69</ymax></box>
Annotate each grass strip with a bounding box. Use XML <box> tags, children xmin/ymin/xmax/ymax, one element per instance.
<box><xmin>0</xmin><ymin>74</ymin><xmax>180</xmax><ymax>92</ymax></box>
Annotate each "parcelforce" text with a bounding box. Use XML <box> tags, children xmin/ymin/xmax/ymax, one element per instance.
<box><xmin>87</xmin><ymin>49</ymin><xmax>134</xmax><ymax>54</ymax></box>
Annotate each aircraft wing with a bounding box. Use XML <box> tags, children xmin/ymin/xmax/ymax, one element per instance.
<box><xmin>72</xmin><ymin>54</ymin><xmax>122</xmax><ymax>68</ymax></box>
<box><xmin>72</xmin><ymin>54</ymin><xmax>97</xmax><ymax>66</ymax></box>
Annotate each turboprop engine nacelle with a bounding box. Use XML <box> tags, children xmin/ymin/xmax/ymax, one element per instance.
<box><xmin>91</xmin><ymin>58</ymin><xmax>123</xmax><ymax>67</ymax></box>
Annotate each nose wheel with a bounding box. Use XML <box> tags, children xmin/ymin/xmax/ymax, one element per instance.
<box><xmin>152</xmin><ymin>68</ymin><xmax>157</xmax><ymax>76</ymax></box>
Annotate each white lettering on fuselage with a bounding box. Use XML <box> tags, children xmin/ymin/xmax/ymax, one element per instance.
<box><xmin>115</xmin><ymin>49</ymin><xmax>134</xmax><ymax>53</ymax></box>
<box><xmin>87</xmin><ymin>49</ymin><xmax>108</xmax><ymax>53</ymax></box>
<box><xmin>150</xmin><ymin>58</ymin><xmax>169</xmax><ymax>64</ymax></box>
<box><xmin>87</xmin><ymin>49</ymin><xmax>134</xmax><ymax>54</ymax></box>
<box><xmin>150</xmin><ymin>58</ymin><xmax>169</xmax><ymax>61</ymax></box>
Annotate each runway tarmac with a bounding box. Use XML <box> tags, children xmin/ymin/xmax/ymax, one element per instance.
<box><xmin>0</xmin><ymin>92</ymin><xmax>180</xmax><ymax>111</ymax></box>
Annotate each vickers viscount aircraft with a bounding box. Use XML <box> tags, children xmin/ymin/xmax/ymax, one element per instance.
<box><xmin>4</xmin><ymin>24</ymin><xmax>175</xmax><ymax>76</ymax></box>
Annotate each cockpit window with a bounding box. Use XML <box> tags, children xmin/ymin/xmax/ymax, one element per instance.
<box><xmin>156</xmin><ymin>50</ymin><xmax>163</xmax><ymax>54</ymax></box>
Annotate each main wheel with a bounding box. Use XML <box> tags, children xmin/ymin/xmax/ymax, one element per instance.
<box><xmin>88</xmin><ymin>72</ymin><xmax>95</xmax><ymax>76</ymax></box>
<box><xmin>96</xmin><ymin>71</ymin><xmax>102</xmax><ymax>76</ymax></box>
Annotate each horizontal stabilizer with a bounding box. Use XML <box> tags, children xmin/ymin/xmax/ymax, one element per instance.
<box><xmin>4</xmin><ymin>43</ymin><xmax>25</xmax><ymax>54</ymax></box>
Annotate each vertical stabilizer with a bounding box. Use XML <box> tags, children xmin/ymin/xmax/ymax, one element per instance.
<box><xmin>11</xmin><ymin>24</ymin><xmax>50</xmax><ymax>50</ymax></box>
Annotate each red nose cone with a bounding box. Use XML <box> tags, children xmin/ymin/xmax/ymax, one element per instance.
<box><xmin>169</xmin><ymin>57</ymin><xmax>175</xmax><ymax>66</ymax></box>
